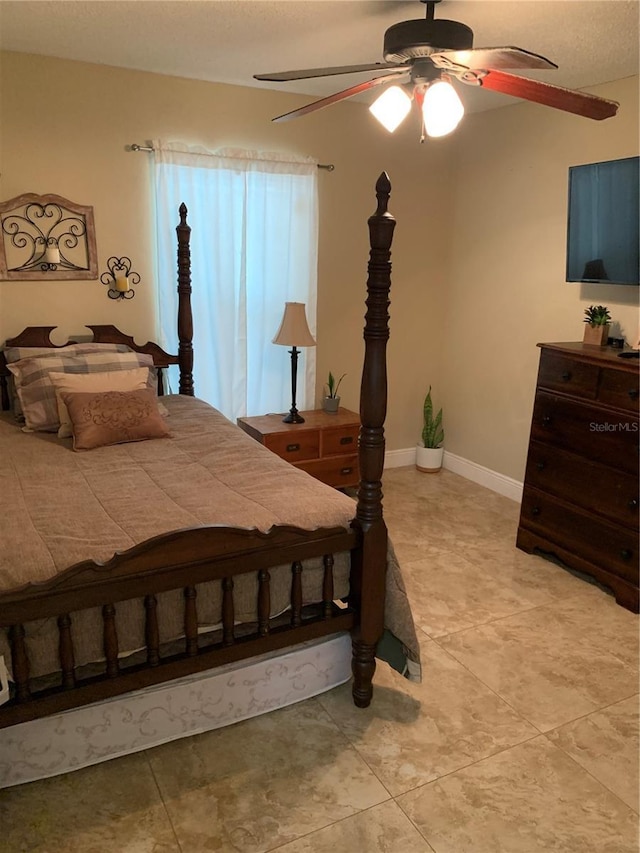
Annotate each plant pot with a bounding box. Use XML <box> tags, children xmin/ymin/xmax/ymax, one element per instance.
<box><xmin>416</xmin><ymin>444</ymin><xmax>444</xmax><ymax>473</ymax></box>
<box><xmin>583</xmin><ymin>323</ymin><xmax>610</xmax><ymax>346</ymax></box>
<box><xmin>323</xmin><ymin>396</ymin><xmax>340</xmax><ymax>414</ymax></box>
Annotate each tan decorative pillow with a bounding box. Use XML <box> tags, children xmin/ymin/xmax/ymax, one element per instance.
<box><xmin>60</xmin><ymin>388</ymin><xmax>170</xmax><ymax>451</ymax></box>
<box><xmin>49</xmin><ymin>367</ymin><xmax>151</xmax><ymax>438</ymax></box>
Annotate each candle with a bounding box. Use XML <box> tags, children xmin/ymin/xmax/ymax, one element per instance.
<box><xmin>45</xmin><ymin>245</ymin><xmax>60</xmax><ymax>264</ymax></box>
<box><xmin>115</xmin><ymin>276</ymin><xmax>130</xmax><ymax>292</ymax></box>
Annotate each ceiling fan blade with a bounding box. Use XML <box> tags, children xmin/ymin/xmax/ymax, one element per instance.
<box><xmin>431</xmin><ymin>46</ymin><xmax>558</xmax><ymax>72</ymax></box>
<box><xmin>272</xmin><ymin>72</ymin><xmax>408</xmax><ymax>123</ymax></box>
<box><xmin>479</xmin><ymin>69</ymin><xmax>619</xmax><ymax>120</ymax></box>
<box><xmin>254</xmin><ymin>63</ymin><xmax>405</xmax><ymax>82</ymax></box>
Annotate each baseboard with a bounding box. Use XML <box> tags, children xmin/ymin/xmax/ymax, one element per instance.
<box><xmin>384</xmin><ymin>447</ymin><xmax>523</xmax><ymax>503</ymax></box>
<box><xmin>384</xmin><ymin>448</ymin><xmax>417</xmax><ymax>468</ymax></box>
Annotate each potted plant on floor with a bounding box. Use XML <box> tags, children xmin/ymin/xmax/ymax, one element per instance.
<box><xmin>583</xmin><ymin>305</ymin><xmax>611</xmax><ymax>346</ymax></box>
<box><xmin>323</xmin><ymin>371</ymin><xmax>346</xmax><ymax>414</ymax></box>
<box><xmin>416</xmin><ymin>386</ymin><xmax>444</xmax><ymax>473</ymax></box>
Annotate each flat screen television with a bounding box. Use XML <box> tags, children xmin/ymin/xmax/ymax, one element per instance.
<box><xmin>566</xmin><ymin>155</ymin><xmax>639</xmax><ymax>286</ymax></box>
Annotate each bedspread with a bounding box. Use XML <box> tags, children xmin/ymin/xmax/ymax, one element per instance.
<box><xmin>0</xmin><ymin>396</ymin><xmax>420</xmax><ymax>680</ymax></box>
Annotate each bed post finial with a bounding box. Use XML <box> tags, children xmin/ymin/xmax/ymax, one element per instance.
<box><xmin>374</xmin><ymin>171</ymin><xmax>391</xmax><ymax>217</ymax></box>
<box><xmin>351</xmin><ymin>173</ymin><xmax>396</xmax><ymax>709</ymax></box>
<box><xmin>176</xmin><ymin>202</ymin><xmax>194</xmax><ymax>396</ymax></box>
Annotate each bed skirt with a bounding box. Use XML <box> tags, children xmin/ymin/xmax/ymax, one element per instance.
<box><xmin>0</xmin><ymin>632</ymin><xmax>351</xmax><ymax>789</ymax></box>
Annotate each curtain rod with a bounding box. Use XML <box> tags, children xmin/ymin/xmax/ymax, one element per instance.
<box><xmin>129</xmin><ymin>143</ymin><xmax>335</xmax><ymax>171</ymax></box>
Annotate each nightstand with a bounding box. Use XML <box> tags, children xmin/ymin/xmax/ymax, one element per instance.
<box><xmin>237</xmin><ymin>408</ymin><xmax>360</xmax><ymax>489</ymax></box>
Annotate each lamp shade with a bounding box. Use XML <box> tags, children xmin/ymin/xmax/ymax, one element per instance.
<box><xmin>272</xmin><ymin>302</ymin><xmax>316</xmax><ymax>347</ymax></box>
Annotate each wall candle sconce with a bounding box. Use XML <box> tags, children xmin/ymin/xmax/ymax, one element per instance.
<box><xmin>100</xmin><ymin>256</ymin><xmax>139</xmax><ymax>300</ymax></box>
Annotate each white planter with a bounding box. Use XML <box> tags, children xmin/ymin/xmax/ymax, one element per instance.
<box><xmin>323</xmin><ymin>396</ymin><xmax>340</xmax><ymax>414</ymax></box>
<box><xmin>416</xmin><ymin>444</ymin><xmax>444</xmax><ymax>473</ymax></box>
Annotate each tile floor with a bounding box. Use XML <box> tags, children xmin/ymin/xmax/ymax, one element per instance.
<box><xmin>1</xmin><ymin>467</ymin><xmax>638</xmax><ymax>852</ymax></box>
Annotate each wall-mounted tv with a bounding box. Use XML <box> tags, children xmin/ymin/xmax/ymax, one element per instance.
<box><xmin>566</xmin><ymin>155</ymin><xmax>639</xmax><ymax>286</ymax></box>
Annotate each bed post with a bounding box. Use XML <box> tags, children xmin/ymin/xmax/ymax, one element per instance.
<box><xmin>351</xmin><ymin>172</ymin><xmax>396</xmax><ymax>708</ymax></box>
<box><xmin>176</xmin><ymin>203</ymin><xmax>194</xmax><ymax>396</ymax></box>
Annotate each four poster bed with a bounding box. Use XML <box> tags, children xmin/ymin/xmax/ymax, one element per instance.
<box><xmin>0</xmin><ymin>174</ymin><xmax>419</xmax><ymax>787</ymax></box>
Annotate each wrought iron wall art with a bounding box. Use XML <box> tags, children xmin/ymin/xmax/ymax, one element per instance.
<box><xmin>0</xmin><ymin>193</ymin><xmax>98</xmax><ymax>280</ymax></box>
<box><xmin>100</xmin><ymin>256</ymin><xmax>140</xmax><ymax>300</ymax></box>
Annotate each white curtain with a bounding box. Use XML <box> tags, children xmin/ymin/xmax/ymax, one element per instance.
<box><xmin>153</xmin><ymin>142</ymin><xmax>318</xmax><ymax>420</ymax></box>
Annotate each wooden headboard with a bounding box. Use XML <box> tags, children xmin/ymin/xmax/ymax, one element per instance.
<box><xmin>0</xmin><ymin>203</ymin><xmax>194</xmax><ymax>410</ymax></box>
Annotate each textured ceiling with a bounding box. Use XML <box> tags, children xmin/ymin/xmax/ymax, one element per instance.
<box><xmin>1</xmin><ymin>0</ymin><xmax>638</xmax><ymax>115</ymax></box>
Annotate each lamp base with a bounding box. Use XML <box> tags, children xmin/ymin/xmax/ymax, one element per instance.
<box><xmin>283</xmin><ymin>409</ymin><xmax>305</xmax><ymax>424</ymax></box>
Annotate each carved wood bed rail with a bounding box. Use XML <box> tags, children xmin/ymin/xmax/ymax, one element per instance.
<box><xmin>0</xmin><ymin>172</ymin><xmax>395</xmax><ymax>727</ymax></box>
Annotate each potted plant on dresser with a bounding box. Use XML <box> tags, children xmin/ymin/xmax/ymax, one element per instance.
<box><xmin>322</xmin><ymin>371</ymin><xmax>346</xmax><ymax>414</ymax></box>
<box><xmin>583</xmin><ymin>304</ymin><xmax>611</xmax><ymax>346</ymax></box>
<box><xmin>416</xmin><ymin>386</ymin><xmax>444</xmax><ymax>473</ymax></box>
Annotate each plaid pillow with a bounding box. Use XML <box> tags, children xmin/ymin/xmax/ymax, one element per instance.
<box><xmin>3</xmin><ymin>342</ymin><xmax>133</xmax><ymax>364</ymax></box>
<box><xmin>8</xmin><ymin>351</ymin><xmax>156</xmax><ymax>432</ymax></box>
<box><xmin>3</xmin><ymin>343</ymin><xmax>133</xmax><ymax>422</ymax></box>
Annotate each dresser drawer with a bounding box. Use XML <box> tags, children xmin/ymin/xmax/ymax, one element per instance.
<box><xmin>537</xmin><ymin>351</ymin><xmax>599</xmax><ymax>399</ymax></box>
<box><xmin>521</xmin><ymin>488</ymin><xmax>638</xmax><ymax>584</ymax></box>
<box><xmin>265</xmin><ymin>430</ymin><xmax>320</xmax><ymax>462</ymax></box>
<box><xmin>322</xmin><ymin>425</ymin><xmax>359</xmax><ymax>456</ymax></box>
<box><xmin>297</xmin><ymin>454</ymin><xmax>359</xmax><ymax>488</ymax></box>
<box><xmin>598</xmin><ymin>367</ymin><xmax>640</xmax><ymax>413</ymax></box>
<box><xmin>531</xmin><ymin>391</ymin><xmax>638</xmax><ymax>475</ymax></box>
<box><xmin>525</xmin><ymin>441</ymin><xmax>639</xmax><ymax>529</ymax></box>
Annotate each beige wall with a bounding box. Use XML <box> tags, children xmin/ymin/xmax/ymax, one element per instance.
<box><xmin>442</xmin><ymin>75</ymin><xmax>639</xmax><ymax>482</ymax></box>
<box><xmin>0</xmin><ymin>51</ymin><xmax>451</xmax><ymax>451</ymax></box>
<box><xmin>1</xmin><ymin>52</ymin><xmax>637</xmax><ymax>479</ymax></box>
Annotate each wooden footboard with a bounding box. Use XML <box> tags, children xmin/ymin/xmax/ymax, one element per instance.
<box><xmin>0</xmin><ymin>525</ymin><xmax>359</xmax><ymax>728</ymax></box>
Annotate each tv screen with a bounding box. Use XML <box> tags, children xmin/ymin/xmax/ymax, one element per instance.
<box><xmin>566</xmin><ymin>156</ymin><xmax>639</xmax><ymax>286</ymax></box>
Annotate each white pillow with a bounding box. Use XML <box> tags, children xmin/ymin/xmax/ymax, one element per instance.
<box><xmin>49</xmin><ymin>368</ymin><xmax>151</xmax><ymax>438</ymax></box>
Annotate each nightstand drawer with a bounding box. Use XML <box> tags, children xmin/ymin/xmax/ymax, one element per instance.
<box><xmin>537</xmin><ymin>352</ymin><xmax>599</xmax><ymax>399</ymax></box>
<box><xmin>598</xmin><ymin>367</ymin><xmax>640</xmax><ymax>412</ymax></box>
<box><xmin>297</xmin><ymin>454</ymin><xmax>359</xmax><ymax>488</ymax></box>
<box><xmin>322</xmin><ymin>425</ymin><xmax>359</xmax><ymax>456</ymax></box>
<box><xmin>265</xmin><ymin>430</ymin><xmax>320</xmax><ymax>462</ymax></box>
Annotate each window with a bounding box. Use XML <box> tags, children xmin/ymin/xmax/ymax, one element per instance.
<box><xmin>154</xmin><ymin>142</ymin><xmax>318</xmax><ymax>420</ymax></box>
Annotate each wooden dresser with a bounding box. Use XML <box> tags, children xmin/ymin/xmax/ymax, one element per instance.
<box><xmin>237</xmin><ymin>408</ymin><xmax>360</xmax><ymax>489</ymax></box>
<box><xmin>517</xmin><ymin>342</ymin><xmax>639</xmax><ymax>612</ymax></box>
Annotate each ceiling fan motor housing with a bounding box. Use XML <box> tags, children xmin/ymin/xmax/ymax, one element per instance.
<box><xmin>383</xmin><ymin>19</ymin><xmax>474</xmax><ymax>63</ymax></box>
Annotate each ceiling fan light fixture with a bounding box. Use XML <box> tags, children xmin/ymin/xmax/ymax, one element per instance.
<box><xmin>422</xmin><ymin>79</ymin><xmax>465</xmax><ymax>137</ymax></box>
<box><xmin>369</xmin><ymin>85</ymin><xmax>412</xmax><ymax>132</ymax></box>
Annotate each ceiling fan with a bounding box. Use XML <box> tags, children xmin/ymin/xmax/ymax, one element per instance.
<box><xmin>254</xmin><ymin>0</ymin><xmax>619</xmax><ymax>137</ymax></box>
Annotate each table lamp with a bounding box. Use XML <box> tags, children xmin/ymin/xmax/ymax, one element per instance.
<box><xmin>272</xmin><ymin>302</ymin><xmax>316</xmax><ymax>423</ymax></box>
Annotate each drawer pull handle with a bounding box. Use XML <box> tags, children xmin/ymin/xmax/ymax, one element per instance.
<box><xmin>542</xmin><ymin>415</ymin><xmax>553</xmax><ymax>427</ymax></box>
<box><xmin>340</xmin><ymin>467</ymin><xmax>353</xmax><ymax>475</ymax></box>
<box><xmin>620</xmin><ymin>549</ymin><xmax>633</xmax><ymax>560</ymax></box>
<box><xmin>561</xmin><ymin>371</ymin><xmax>572</xmax><ymax>381</ymax></box>
<box><xmin>629</xmin><ymin>498</ymin><xmax>639</xmax><ymax>509</ymax></box>
<box><xmin>531</xmin><ymin>506</ymin><xmax>541</xmax><ymax>516</ymax></box>
<box><xmin>339</xmin><ymin>436</ymin><xmax>354</xmax><ymax>445</ymax></box>
<box><xmin>286</xmin><ymin>443</ymin><xmax>300</xmax><ymax>453</ymax></box>
<box><xmin>536</xmin><ymin>461</ymin><xmax>545</xmax><ymax>471</ymax></box>
<box><xmin>628</xmin><ymin>389</ymin><xmax>639</xmax><ymax>400</ymax></box>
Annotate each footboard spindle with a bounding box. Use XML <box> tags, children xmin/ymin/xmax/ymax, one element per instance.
<box><xmin>290</xmin><ymin>561</ymin><xmax>303</xmax><ymax>627</ymax></box>
<box><xmin>144</xmin><ymin>595</ymin><xmax>160</xmax><ymax>667</ymax></box>
<box><xmin>57</xmin><ymin>613</ymin><xmax>76</xmax><ymax>689</ymax></box>
<box><xmin>102</xmin><ymin>604</ymin><xmax>119</xmax><ymax>678</ymax></box>
<box><xmin>222</xmin><ymin>577</ymin><xmax>235</xmax><ymax>646</ymax></box>
<box><xmin>184</xmin><ymin>586</ymin><xmax>198</xmax><ymax>656</ymax></box>
<box><xmin>258</xmin><ymin>569</ymin><xmax>271</xmax><ymax>636</ymax></box>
